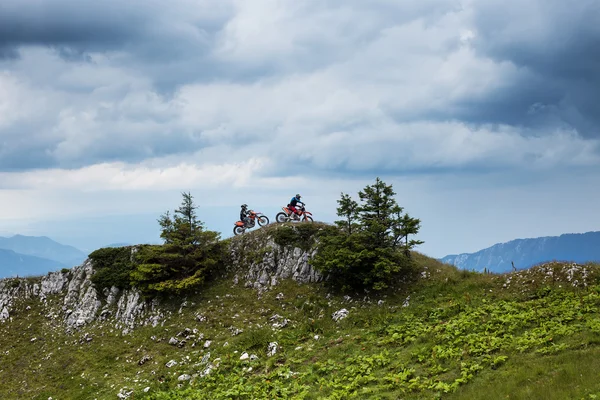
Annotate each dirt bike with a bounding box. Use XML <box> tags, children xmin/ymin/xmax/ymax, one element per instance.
<box><xmin>233</xmin><ymin>210</ymin><xmax>270</xmax><ymax>235</ymax></box>
<box><xmin>275</xmin><ymin>203</ymin><xmax>314</xmax><ymax>223</ymax></box>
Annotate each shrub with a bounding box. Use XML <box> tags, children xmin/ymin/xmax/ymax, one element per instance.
<box><xmin>271</xmin><ymin>222</ymin><xmax>328</xmax><ymax>251</ymax></box>
<box><xmin>89</xmin><ymin>246</ymin><xmax>135</xmax><ymax>291</ymax></box>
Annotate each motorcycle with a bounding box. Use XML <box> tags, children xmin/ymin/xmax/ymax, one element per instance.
<box><xmin>275</xmin><ymin>203</ymin><xmax>314</xmax><ymax>223</ymax></box>
<box><xmin>233</xmin><ymin>210</ymin><xmax>270</xmax><ymax>235</ymax></box>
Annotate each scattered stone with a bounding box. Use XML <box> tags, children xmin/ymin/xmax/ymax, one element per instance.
<box><xmin>267</xmin><ymin>342</ymin><xmax>278</xmax><ymax>357</ymax></box>
<box><xmin>138</xmin><ymin>355</ymin><xmax>152</xmax><ymax>366</ymax></box>
<box><xmin>204</xmin><ymin>340</ymin><xmax>212</xmax><ymax>348</ymax></box>
<box><xmin>230</xmin><ymin>327</ymin><xmax>243</xmax><ymax>336</ymax></box>
<box><xmin>165</xmin><ymin>360</ymin><xmax>177</xmax><ymax>368</ymax></box>
<box><xmin>250</xmin><ymin>354</ymin><xmax>259</xmax><ymax>361</ymax></box>
<box><xmin>178</xmin><ymin>374</ymin><xmax>191</xmax><ymax>381</ymax></box>
<box><xmin>117</xmin><ymin>388</ymin><xmax>134</xmax><ymax>399</ymax></box>
<box><xmin>200</xmin><ymin>366</ymin><xmax>213</xmax><ymax>377</ymax></box>
<box><xmin>168</xmin><ymin>337</ymin><xmax>179</xmax><ymax>346</ymax></box>
<box><xmin>240</xmin><ymin>352</ymin><xmax>249</xmax><ymax>360</ymax></box>
<box><xmin>275</xmin><ymin>292</ymin><xmax>284</xmax><ymax>300</ymax></box>
<box><xmin>272</xmin><ymin>319</ymin><xmax>289</xmax><ymax>329</ymax></box>
<box><xmin>332</xmin><ymin>309</ymin><xmax>349</xmax><ymax>322</ymax></box>
<box><xmin>402</xmin><ymin>296</ymin><xmax>410</xmax><ymax>307</ymax></box>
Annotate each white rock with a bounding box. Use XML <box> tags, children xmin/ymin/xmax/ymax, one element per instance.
<box><xmin>240</xmin><ymin>352</ymin><xmax>249</xmax><ymax>360</ymax></box>
<box><xmin>267</xmin><ymin>342</ymin><xmax>278</xmax><ymax>357</ymax></box>
<box><xmin>332</xmin><ymin>309</ymin><xmax>349</xmax><ymax>322</ymax></box>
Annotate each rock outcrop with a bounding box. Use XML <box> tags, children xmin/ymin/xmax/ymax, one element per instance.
<box><xmin>0</xmin><ymin>234</ymin><xmax>321</xmax><ymax>332</ymax></box>
<box><xmin>228</xmin><ymin>235</ymin><xmax>323</xmax><ymax>291</ymax></box>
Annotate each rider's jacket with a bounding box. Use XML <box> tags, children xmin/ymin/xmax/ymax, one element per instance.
<box><xmin>289</xmin><ymin>197</ymin><xmax>302</xmax><ymax>207</ymax></box>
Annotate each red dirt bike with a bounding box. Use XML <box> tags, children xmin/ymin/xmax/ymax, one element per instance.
<box><xmin>233</xmin><ymin>210</ymin><xmax>269</xmax><ymax>235</ymax></box>
<box><xmin>275</xmin><ymin>203</ymin><xmax>314</xmax><ymax>223</ymax></box>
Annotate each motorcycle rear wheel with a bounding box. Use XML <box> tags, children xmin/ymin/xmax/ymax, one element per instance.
<box><xmin>233</xmin><ymin>226</ymin><xmax>245</xmax><ymax>236</ymax></box>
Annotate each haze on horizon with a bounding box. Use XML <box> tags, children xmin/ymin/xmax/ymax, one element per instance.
<box><xmin>1</xmin><ymin>0</ymin><xmax>599</xmax><ymax>258</ymax></box>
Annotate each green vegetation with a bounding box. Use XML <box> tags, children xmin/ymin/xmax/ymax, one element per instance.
<box><xmin>3</xmin><ymin>181</ymin><xmax>600</xmax><ymax>399</ymax></box>
<box><xmin>311</xmin><ymin>177</ymin><xmax>423</xmax><ymax>291</ymax></box>
<box><xmin>2</xmin><ymin>254</ymin><xmax>600</xmax><ymax>399</ymax></box>
<box><xmin>88</xmin><ymin>192</ymin><xmax>227</xmax><ymax>296</ymax></box>
<box><xmin>89</xmin><ymin>246</ymin><xmax>135</xmax><ymax>291</ymax></box>
<box><xmin>131</xmin><ymin>192</ymin><xmax>226</xmax><ymax>295</ymax></box>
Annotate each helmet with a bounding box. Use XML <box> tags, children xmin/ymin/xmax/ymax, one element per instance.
<box><xmin>296</xmin><ymin>194</ymin><xmax>301</xmax><ymax>199</ymax></box>
<box><xmin>241</xmin><ymin>204</ymin><xmax>247</xmax><ymax>208</ymax></box>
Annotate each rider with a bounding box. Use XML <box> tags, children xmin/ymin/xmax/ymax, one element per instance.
<box><xmin>240</xmin><ymin>204</ymin><xmax>251</xmax><ymax>226</ymax></box>
<box><xmin>288</xmin><ymin>194</ymin><xmax>304</xmax><ymax>220</ymax></box>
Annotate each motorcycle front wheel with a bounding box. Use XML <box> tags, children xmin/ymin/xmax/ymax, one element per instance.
<box><xmin>233</xmin><ymin>226</ymin><xmax>245</xmax><ymax>236</ymax></box>
<box><xmin>258</xmin><ymin>215</ymin><xmax>269</xmax><ymax>226</ymax></box>
<box><xmin>275</xmin><ymin>212</ymin><xmax>288</xmax><ymax>223</ymax></box>
<box><xmin>302</xmin><ymin>215</ymin><xmax>314</xmax><ymax>222</ymax></box>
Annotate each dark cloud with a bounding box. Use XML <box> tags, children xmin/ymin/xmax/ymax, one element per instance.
<box><xmin>0</xmin><ymin>46</ymin><xmax>20</xmax><ymax>60</ymax></box>
<box><xmin>2</xmin><ymin>0</ymin><xmax>600</xmax><ymax>176</ymax></box>
<box><xmin>0</xmin><ymin>0</ymin><xmax>231</xmax><ymax>68</ymax></box>
<box><xmin>0</xmin><ymin>125</ymin><xmax>56</xmax><ymax>171</ymax></box>
<box><xmin>468</xmin><ymin>0</ymin><xmax>600</xmax><ymax>138</ymax></box>
<box><xmin>0</xmin><ymin>2</ymin><xmax>142</xmax><ymax>48</ymax></box>
<box><xmin>53</xmin><ymin>46</ymin><xmax>93</xmax><ymax>63</ymax></box>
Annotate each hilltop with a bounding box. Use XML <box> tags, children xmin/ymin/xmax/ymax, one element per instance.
<box><xmin>1</xmin><ymin>223</ymin><xmax>600</xmax><ymax>399</ymax></box>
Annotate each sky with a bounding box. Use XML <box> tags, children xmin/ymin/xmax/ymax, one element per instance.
<box><xmin>1</xmin><ymin>0</ymin><xmax>599</xmax><ymax>257</ymax></box>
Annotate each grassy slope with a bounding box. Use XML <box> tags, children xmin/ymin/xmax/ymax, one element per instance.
<box><xmin>1</xmin><ymin>236</ymin><xmax>600</xmax><ymax>399</ymax></box>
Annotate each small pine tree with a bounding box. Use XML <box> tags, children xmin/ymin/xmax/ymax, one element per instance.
<box><xmin>311</xmin><ymin>177</ymin><xmax>423</xmax><ymax>291</ymax></box>
<box><xmin>335</xmin><ymin>193</ymin><xmax>359</xmax><ymax>234</ymax></box>
<box><xmin>131</xmin><ymin>192</ymin><xmax>225</xmax><ymax>295</ymax></box>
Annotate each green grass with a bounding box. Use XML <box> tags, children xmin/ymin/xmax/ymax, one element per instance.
<box><xmin>1</xmin><ymin>249</ymin><xmax>600</xmax><ymax>399</ymax></box>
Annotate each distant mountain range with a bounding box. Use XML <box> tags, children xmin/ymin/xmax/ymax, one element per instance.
<box><xmin>440</xmin><ymin>231</ymin><xmax>600</xmax><ymax>273</ymax></box>
<box><xmin>0</xmin><ymin>248</ymin><xmax>68</xmax><ymax>278</ymax></box>
<box><xmin>0</xmin><ymin>235</ymin><xmax>88</xmax><ymax>279</ymax></box>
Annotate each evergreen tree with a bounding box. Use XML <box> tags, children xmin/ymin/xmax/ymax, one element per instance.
<box><xmin>358</xmin><ymin>177</ymin><xmax>404</xmax><ymax>249</ymax></box>
<box><xmin>131</xmin><ymin>192</ymin><xmax>225</xmax><ymax>295</ymax></box>
<box><xmin>335</xmin><ymin>193</ymin><xmax>359</xmax><ymax>234</ymax></box>
<box><xmin>311</xmin><ymin>177</ymin><xmax>423</xmax><ymax>291</ymax></box>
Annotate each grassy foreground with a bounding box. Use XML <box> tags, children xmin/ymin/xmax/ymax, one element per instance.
<box><xmin>1</xmin><ymin>253</ymin><xmax>600</xmax><ymax>399</ymax></box>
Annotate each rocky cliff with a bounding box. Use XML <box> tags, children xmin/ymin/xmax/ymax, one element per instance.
<box><xmin>0</xmin><ymin>235</ymin><xmax>322</xmax><ymax>334</ymax></box>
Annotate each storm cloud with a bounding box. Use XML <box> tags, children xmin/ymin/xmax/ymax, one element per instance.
<box><xmin>1</xmin><ymin>0</ymin><xmax>600</xmax><ymax>174</ymax></box>
<box><xmin>465</xmin><ymin>0</ymin><xmax>600</xmax><ymax>137</ymax></box>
